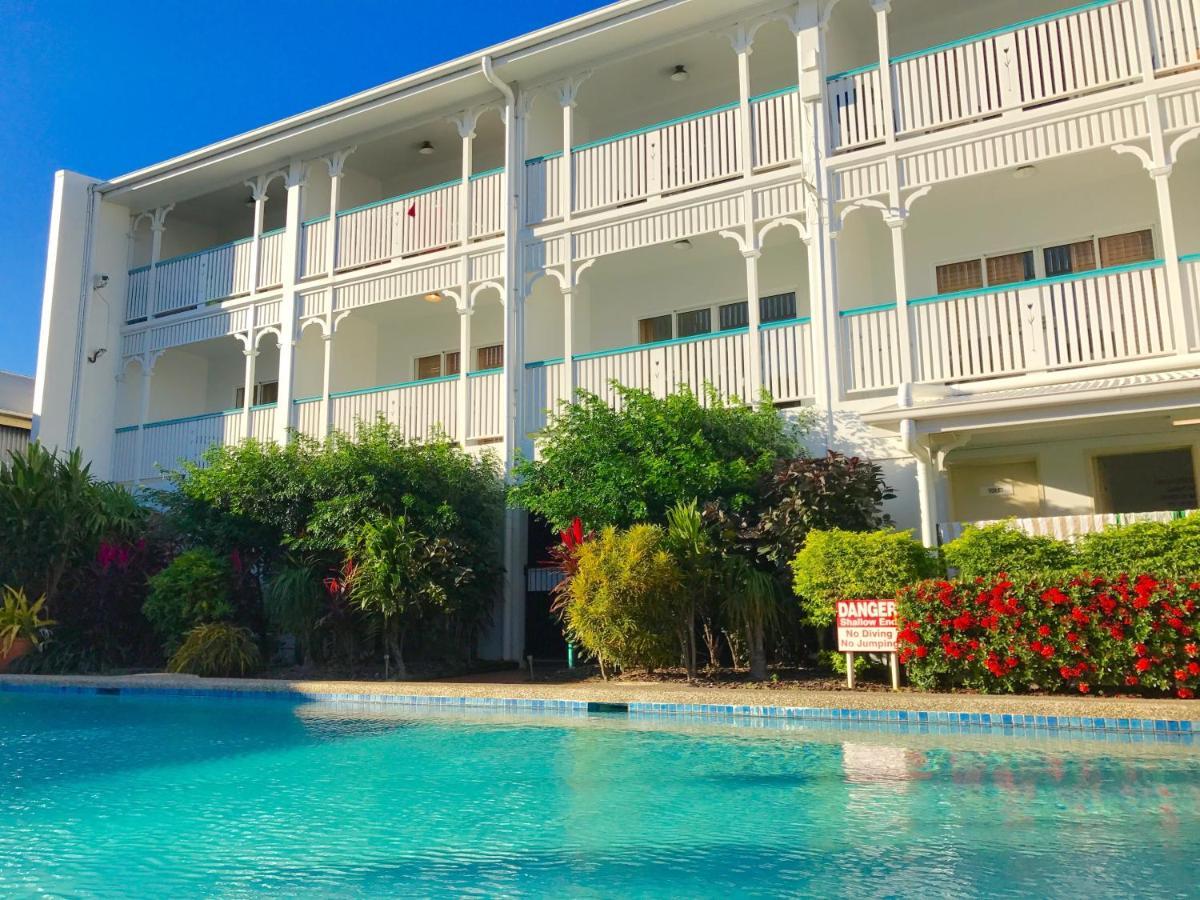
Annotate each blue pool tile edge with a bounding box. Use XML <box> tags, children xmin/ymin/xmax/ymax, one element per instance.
<box><xmin>3</xmin><ymin>680</ymin><xmax>1197</xmax><ymax>739</ymax></box>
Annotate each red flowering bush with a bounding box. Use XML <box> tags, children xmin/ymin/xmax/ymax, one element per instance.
<box><xmin>896</xmin><ymin>575</ymin><xmax>1200</xmax><ymax>698</ymax></box>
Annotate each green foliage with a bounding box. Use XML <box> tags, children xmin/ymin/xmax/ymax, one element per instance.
<box><xmin>263</xmin><ymin>557</ymin><xmax>327</xmax><ymax>664</ymax></box>
<box><xmin>721</xmin><ymin>559</ymin><xmax>783</xmax><ymax>680</ymax></box>
<box><xmin>0</xmin><ymin>444</ymin><xmax>143</xmax><ymax>609</ymax></box>
<box><xmin>511</xmin><ymin>384</ymin><xmax>799</xmax><ymax>530</ymax></box>
<box><xmin>818</xmin><ymin>649</ymin><xmax>872</xmax><ymax>677</ymax></box>
<box><xmin>943</xmin><ymin>522</ymin><xmax>1078</xmax><ymax>581</ymax></box>
<box><xmin>168</xmin><ymin>623</ymin><xmax>262</xmax><ymax>677</ymax></box>
<box><xmin>143</xmin><ymin>549</ymin><xmax>234</xmax><ymax>651</ymax></box>
<box><xmin>566</xmin><ymin>525</ymin><xmax>684</xmax><ymax>673</ymax></box>
<box><xmin>1076</xmin><ymin>515</ymin><xmax>1200</xmax><ymax>578</ymax></box>
<box><xmin>0</xmin><ymin>587</ymin><xmax>56</xmax><ymax>654</ymax></box>
<box><xmin>706</xmin><ymin>452</ymin><xmax>895</xmax><ymax>573</ymax></box>
<box><xmin>792</xmin><ymin>528</ymin><xmax>938</xmax><ymax>627</ymax></box>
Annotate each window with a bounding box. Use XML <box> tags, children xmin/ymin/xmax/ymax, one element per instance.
<box><xmin>234</xmin><ymin>381</ymin><xmax>279</xmax><ymax>408</ymax></box>
<box><xmin>475</xmin><ymin>344</ymin><xmax>504</xmax><ymax>372</ymax></box>
<box><xmin>720</xmin><ymin>293</ymin><xmax>799</xmax><ymax>331</ymax></box>
<box><xmin>1095</xmin><ymin>448</ymin><xmax>1196</xmax><ymax>514</ymax></box>
<box><xmin>1099</xmin><ymin>229</ymin><xmax>1154</xmax><ymax>267</ymax></box>
<box><xmin>936</xmin><ymin>259</ymin><xmax>984</xmax><ymax>294</ymax></box>
<box><xmin>416</xmin><ymin>354</ymin><xmax>444</xmax><ymax>380</ymax></box>
<box><xmin>1043</xmin><ymin>239</ymin><xmax>1097</xmax><ymax>277</ymax></box>
<box><xmin>675</xmin><ymin>308</ymin><xmax>711</xmax><ymax>339</ymax></box>
<box><xmin>445</xmin><ymin>351</ymin><xmax>461</xmax><ymax>376</ymax></box>
<box><xmin>719</xmin><ymin>301</ymin><xmax>748</xmax><ymax>331</ymax></box>
<box><xmin>638</xmin><ymin>315</ymin><xmax>672</xmax><ymax>344</ymax></box>
<box><xmin>985</xmin><ymin>250</ymin><xmax>1035</xmax><ymax>287</ymax></box>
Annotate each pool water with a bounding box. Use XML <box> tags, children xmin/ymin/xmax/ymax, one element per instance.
<box><xmin>1</xmin><ymin>693</ymin><xmax>1197</xmax><ymax>898</ymax></box>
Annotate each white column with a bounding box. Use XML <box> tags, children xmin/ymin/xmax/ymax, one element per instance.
<box><xmin>885</xmin><ymin>215</ymin><xmax>916</xmax><ymax>383</ymax></box>
<box><xmin>915</xmin><ymin>451</ymin><xmax>940</xmax><ymax>548</ymax></box>
<box><xmin>1152</xmin><ymin>165</ymin><xmax>1191</xmax><ymax>354</ymax></box>
<box><xmin>562</xmin><ymin>285</ymin><xmax>575</xmax><ymax>403</ymax></box>
<box><xmin>732</xmin><ymin>28</ymin><xmax>755</xmax><ymax>177</ymax></box>
<box><xmin>274</xmin><ymin>160</ymin><xmax>306</xmax><ymax>445</ymax></box>
<box><xmin>1130</xmin><ymin>0</ymin><xmax>1158</xmax><ymax>82</ymax></box>
<box><xmin>146</xmin><ymin>205</ymin><xmax>172</xmax><ymax>318</ymax></box>
<box><xmin>457</xmin><ymin>299</ymin><xmax>473</xmax><ymax>447</ymax></box>
<box><xmin>241</xmin><ymin>342</ymin><xmax>258</xmax><ymax>439</ymax></box>
<box><xmin>742</xmin><ymin>248</ymin><xmax>764</xmax><ymax>398</ymax></box>
<box><xmin>134</xmin><ymin>359</ymin><xmax>153</xmax><ymax>485</ymax></box>
<box><xmin>324</xmin><ymin>148</ymin><xmax>354</xmax><ymax>276</ymax></box>
<box><xmin>321</xmin><ymin>324</ymin><xmax>334</xmax><ymax>436</ymax></box>
<box><xmin>245</xmin><ymin>176</ymin><xmax>269</xmax><ymax>292</ymax></box>
<box><xmin>454</xmin><ymin>112</ymin><xmax>479</xmax><ymax>245</ymax></box>
<box><xmin>871</xmin><ymin>0</ymin><xmax>896</xmax><ymax>143</ymax></box>
<box><xmin>557</xmin><ymin>75</ymin><xmax>587</xmax><ymax>221</ymax></box>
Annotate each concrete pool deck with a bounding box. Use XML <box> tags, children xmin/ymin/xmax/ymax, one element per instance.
<box><xmin>2</xmin><ymin>672</ymin><xmax>1197</xmax><ymax>727</ymax></box>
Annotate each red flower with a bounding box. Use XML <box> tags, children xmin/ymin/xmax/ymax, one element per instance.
<box><xmin>1178</xmin><ymin>688</ymin><xmax>1194</xmax><ymax>699</ymax></box>
<box><xmin>1186</xmin><ymin>643</ymin><xmax>1199</xmax><ymax>657</ymax></box>
<box><xmin>1135</xmin><ymin>643</ymin><xmax>1148</xmax><ymax>657</ymax></box>
<box><xmin>1125</xmin><ymin>676</ymin><xmax>1140</xmax><ymax>686</ymax></box>
<box><xmin>1189</xmin><ymin>662</ymin><xmax>1200</xmax><ymax>677</ymax></box>
<box><xmin>1038</xmin><ymin>625</ymin><xmax>1051</xmax><ymax>637</ymax></box>
<box><xmin>916</xmin><ymin>646</ymin><xmax>928</xmax><ymax>658</ymax></box>
<box><xmin>1175</xmin><ymin>669</ymin><xmax>1188</xmax><ymax>682</ymax></box>
<box><xmin>1136</xmin><ymin>658</ymin><xmax>1152</xmax><ymax>673</ymax></box>
<box><xmin>1078</xmin><ymin>683</ymin><xmax>1090</xmax><ymax>694</ymax></box>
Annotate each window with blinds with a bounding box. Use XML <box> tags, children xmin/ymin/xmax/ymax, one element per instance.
<box><xmin>985</xmin><ymin>250</ymin><xmax>1035</xmax><ymax>287</ymax></box>
<box><xmin>1043</xmin><ymin>240</ymin><xmax>1097</xmax><ymax>277</ymax></box>
<box><xmin>416</xmin><ymin>354</ymin><xmax>443</xmax><ymax>380</ymax></box>
<box><xmin>1099</xmin><ymin>229</ymin><xmax>1154</xmax><ymax>267</ymax></box>
<box><xmin>475</xmin><ymin>344</ymin><xmax>503</xmax><ymax>372</ymax></box>
<box><xmin>719</xmin><ymin>293</ymin><xmax>798</xmax><ymax>331</ymax></box>
<box><xmin>676</xmin><ymin>308</ymin><xmax>711</xmax><ymax>339</ymax></box>
<box><xmin>638</xmin><ymin>315</ymin><xmax>672</xmax><ymax>344</ymax></box>
<box><xmin>235</xmin><ymin>382</ymin><xmax>279</xmax><ymax>407</ymax></box>
<box><xmin>935</xmin><ymin>259</ymin><xmax>984</xmax><ymax>294</ymax></box>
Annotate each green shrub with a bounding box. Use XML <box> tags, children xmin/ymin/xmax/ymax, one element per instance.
<box><xmin>897</xmin><ymin>575</ymin><xmax>1200</xmax><ymax>697</ymax></box>
<box><xmin>565</xmin><ymin>525</ymin><xmax>684</xmax><ymax>674</ymax></box>
<box><xmin>943</xmin><ymin>522</ymin><xmax>1077</xmax><ymax>581</ymax></box>
<box><xmin>510</xmin><ymin>384</ymin><xmax>800</xmax><ymax>530</ymax></box>
<box><xmin>1076</xmin><ymin>515</ymin><xmax>1200</xmax><ymax>578</ymax></box>
<box><xmin>168</xmin><ymin>623</ymin><xmax>261</xmax><ymax>677</ymax></box>
<box><xmin>792</xmin><ymin>529</ymin><xmax>938</xmax><ymax>627</ymax></box>
<box><xmin>143</xmin><ymin>549</ymin><xmax>234</xmax><ymax>651</ymax></box>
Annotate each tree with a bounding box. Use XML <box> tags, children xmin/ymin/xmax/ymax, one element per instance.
<box><xmin>511</xmin><ymin>384</ymin><xmax>800</xmax><ymax>530</ymax></box>
<box><xmin>0</xmin><ymin>444</ymin><xmax>142</xmax><ymax>610</ymax></box>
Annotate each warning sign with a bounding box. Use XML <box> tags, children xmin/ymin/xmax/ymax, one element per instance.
<box><xmin>835</xmin><ymin>599</ymin><xmax>898</xmax><ymax>653</ymax></box>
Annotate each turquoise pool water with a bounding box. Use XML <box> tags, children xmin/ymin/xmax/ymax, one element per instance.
<box><xmin>1</xmin><ymin>692</ymin><xmax>1197</xmax><ymax>898</ymax></box>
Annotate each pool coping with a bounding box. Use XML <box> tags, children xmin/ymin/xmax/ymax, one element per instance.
<box><xmin>3</xmin><ymin>674</ymin><xmax>1197</xmax><ymax>739</ymax></box>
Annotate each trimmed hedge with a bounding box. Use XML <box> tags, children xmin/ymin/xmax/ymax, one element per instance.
<box><xmin>896</xmin><ymin>575</ymin><xmax>1200</xmax><ymax>698</ymax></box>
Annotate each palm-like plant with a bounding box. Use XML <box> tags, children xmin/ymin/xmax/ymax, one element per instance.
<box><xmin>722</xmin><ymin>560</ymin><xmax>782</xmax><ymax>681</ymax></box>
<box><xmin>264</xmin><ymin>557</ymin><xmax>328</xmax><ymax>666</ymax></box>
<box><xmin>0</xmin><ymin>586</ymin><xmax>56</xmax><ymax>655</ymax></box>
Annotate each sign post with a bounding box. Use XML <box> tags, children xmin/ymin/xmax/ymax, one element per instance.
<box><xmin>835</xmin><ymin>599</ymin><xmax>900</xmax><ymax>691</ymax></box>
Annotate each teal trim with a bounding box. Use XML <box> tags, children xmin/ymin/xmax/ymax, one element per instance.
<box><xmin>840</xmin><ymin>303</ymin><xmax>897</xmax><ymax>318</ymax></box>
<box><xmin>153</xmin><ymin>227</ymin><xmax>286</xmax><ymax>270</ymax></box>
<box><xmin>294</xmin><ymin>396</ymin><xmax>320</xmax><ymax>405</ymax></box>
<box><xmin>572</xmin><ymin>100</ymin><xmax>741</xmax><ymax>153</ymax></box>
<box><xmin>302</xmin><ymin>214</ymin><xmax>330</xmax><ymax>226</ymax></box>
<box><xmin>328</xmin><ymin>374</ymin><xmax>459</xmax><ymax>400</ymax></box>
<box><xmin>336</xmin><ymin>177</ymin><xmax>464</xmax><ymax>219</ymax></box>
<box><xmin>574</xmin><ymin>326</ymin><xmax>751</xmax><ymax>362</ymax></box>
<box><xmin>906</xmin><ymin>259</ymin><xmax>1165</xmax><ymax>308</ymax></box>
<box><xmin>826</xmin><ymin>62</ymin><xmax>880</xmax><ymax>83</ymax></box>
<box><xmin>469</xmin><ymin>167</ymin><xmax>504</xmax><ymax>182</ymax></box>
<box><xmin>525</xmin><ymin>151</ymin><xmax>564</xmax><ymax>166</ymax></box>
<box><xmin>525</xmin><ymin>357</ymin><xmax>564</xmax><ymax>370</ymax></box>
<box><xmin>749</xmin><ymin>85</ymin><xmax>800</xmax><ymax>103</ymax></box>
<box><xmin>467</xmin><ymin>367</ymin><xmax>503</xmax><ymax>378</ymax></box>
<box><xmin>249</xmin><ymin>402</ymin><xmax>278</xmax><ymax>412</ymax></box>
<box><xmin>128</xmin><ymin>264</ymin><xmax>151</xmax><ymax>276</ymax></box>
<box><xmin>140</xmin><ymin>409</ymin><xmax>236</xmax><ymax>432</ymax></box>
<box><xmin>114</xmin><ymin>425</ymin><xmax>138</xmax><ymax>434</ymax></box>
<box><xmin>759</xmin><ymin>316</ymin><xmax>812</xmax><ymax>331</ymax></box>
<box><xmin>892</xmin><ymin>0</ymin><xmax>1120</xmax><ymax>65</ymax></box>
<box><xmin>1180</xmin><ymin>252</ymin><xmax>1200</xmax><ymax>264</ymax></box>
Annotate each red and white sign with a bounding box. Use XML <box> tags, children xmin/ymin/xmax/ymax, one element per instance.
<box><xmin>836</xmin><ymin>599</ymin><xmax>898</xmax><ymax>653</ymax></box>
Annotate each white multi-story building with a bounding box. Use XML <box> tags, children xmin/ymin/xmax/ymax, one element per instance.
<box><xmin>0</xmin><ymin>371</ymin><xmax>33</xmax><ymax>459</ymax></box>
<box><xmin>34</xmin><ymin>0</ymin><xmax>1200</xmax><ymax>658</ymax></box>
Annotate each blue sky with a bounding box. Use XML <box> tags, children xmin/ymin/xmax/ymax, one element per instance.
<box><xmin>0</xmin><ymin>0</ymin><xmax>601</xmax><ymax>376</ymax></box>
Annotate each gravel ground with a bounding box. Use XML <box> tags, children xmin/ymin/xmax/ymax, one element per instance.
<box><xmin>3</xmin><ymin>672</ymin><xmax>1198</xmax><ymax>720</ymax></box>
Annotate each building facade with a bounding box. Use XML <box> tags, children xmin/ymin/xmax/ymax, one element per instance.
<box><xmin>0</xmin><ymin>371</ymin><xmax>34</xmax><ymax>460</ymax></box>
<box><xmin>34</xmin><ymin>0</ymin><xmax>1200</xmax><ymax>658</ymax></box>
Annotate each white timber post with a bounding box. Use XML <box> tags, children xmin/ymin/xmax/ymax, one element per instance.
<box><xmin>241</xmin><ymin>335</ymin><xmax>257</xmax><ymax>439</ymax></box>
<box><xmin>454</xmin><ymin>111</ymin><xmax>479</xmax><ymax>245</ymax></box>
<box><xmin>558</xmin><ymin>74</ymin><xmax>588</xmax><ymax>222</ymax></box>
<box><xmin>732</xmin><ymin>26</ymin><xmax>756</xmax><ymax>178</ymax></box>
<box><xmin>871</xmin><ymin>0</ymin><xmax>896</xmax><ymax>143</ymax></box>
<box><xmin>885</xmin><ymin>210</ymin><xmax>916</xmax><ymax>384</ymax></box>
<box><xmin>245</xmin><ymin>176</ymin><xmax>269</xmax><ymax>292</ymax></box>
<box><xmin>147</xmin><ymin>205</ymin><xmax>172</xmax><ymax>317</ymax></box>
<box><xmin>324</xmin><ymin>148</ymin><xmax>355</xmax><ymax>276</ymax></box>
<box><xmin>321</xmin><ymin>318</ymin><xmax>334</xmax><ymax>436</ymax></box>
<box><xmin>902</xmin><ymin>418</ymin><xmax>939</xmax><ymax>548</ymax></box>
<box><xmin>274</xmin><ymin>160</ymin><xmax>306</xmax><ymax>445</ymax></box>
<box><xmin>1152</xmin><ymin>165</ymin><xmax>1190</xmax><ymax>354</ymax></box>
<box><xmin>457</xmin><ymin>289</ymin><xmax>474</xmax><ymax>448</ymax></box>
<box><xmin>743</xmin><ymin>246</ymin><xmax>765</xmax><ymax>399</ymax></box>
<box><xmin>134</xmin><ymin>356</ymin><xmax>153</xmax><ymax>485</ymax></box>
<box><xmin>1130</xmin><ymin>0</ymin><xmax>1157</xmax><ymax>82</ymax></box>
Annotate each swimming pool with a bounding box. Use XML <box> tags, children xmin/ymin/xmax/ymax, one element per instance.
<box><xmin>1</xmin><ymin>692</ymin><xmax>1197</xmax><ymax>897</ymax></box>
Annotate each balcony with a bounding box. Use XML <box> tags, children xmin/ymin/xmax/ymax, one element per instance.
<box><xmin>523</xmin><ymin>86</ymin><xmax>800</xmax><ymax>225</ymax></box>
<box><xmin>826</xmin><ymin>0</ymin><xmax>1199</xmax><ymax>154</ymax></box>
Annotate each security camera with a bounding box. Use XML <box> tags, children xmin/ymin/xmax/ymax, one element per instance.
<box><xmin>93</xmin><ymin>273</ymin><xmax>110</xmax><ymax>290</ymax></box>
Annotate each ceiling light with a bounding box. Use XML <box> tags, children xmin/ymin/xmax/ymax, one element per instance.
<box><xmin>418</xmin><ymin>141</ymin><xmax>436</xmax><ymax>156</ymax></box>
<box><xmin>423</xmin><ymin>292</ymin><xmax>443</xmax><ymax>303</ymax></box>
<box><xmin>670</xmin><ymin>64</ymin><xmax>690</xmax><ymax>83</ymax></box>
<box><xmin>673</xmin><ymin>239</ymin><xmax>693</xmax><ymax>250</ymax></box>
<box><xmin>1013</xmin><ymin>164</ymin><xmax>1037</xmax><ymax>180</ymax></box>
<box><xmin>1173</xmin><ymin>417</ymin><xmax>1200</xmax><ymax>427</ymax></box>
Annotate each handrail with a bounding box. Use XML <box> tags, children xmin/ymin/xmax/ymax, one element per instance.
<box><xmin>327</xmin><ymin>373</ymin><xmax>458</xmax><ymax>400</ymax></box>
<box><xmin>117</xmin><ymin>402</ymin><xmax>279</xmax><ymax>435</ymax></box>
<box><xmin>333</xmin><ymin>177</ymin><xmax>464</xmax><ymax>220</ymax></box>
<box><xmin>826</xmin><ymin>0</ymin><xmax>1123</xmax><ymax>82</ymax></box>
<box><xmin>145</xmin><ymin>228</ymin><xmax>285</xmax><ymax>272</ymax></box>
<box><xmin>906</xmin><ymin>259</ymin><xmax>1164</xmax><ymax>307</ymax></box>
<box><xmin>760</xmin><ymin>316</ymin><xmax>812</xmax><ymax>331</ymax></box>
<box><xmin>839</xmin><ymin>302</ymin><xmax>897</xmax><ymax>319</ymax></box>
<box><xmin>469</xmin><ymin>166</ymin><xmax>505</xmax><ymax>182</ymax></box>
<box><xmin>467</xmin><ymin>367</ymin><xmax>503</xmax><ymax>378</ymax></box>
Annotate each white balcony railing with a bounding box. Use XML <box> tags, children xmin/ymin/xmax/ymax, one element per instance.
<box><xmin>1185</xmin><ymin>253</ymin><xmax>1200</xmax><ymax>349</ymax></box>
<box><xmin>468</xmin><ymin>370</ymin><xmax>504</xmax><ymax>441</ymax></box>
<box><xmin>842</xmin><ymin>259</ymin><xmax>1174</xmax><ymax>393</ymax></box>
<box><xmin>112</xmin><ymin>404</ymin><xmax>276</xmax><ymax>483</ymax></box>
<box><xmin>525</xmin><ymin>87</ymin><xmax>801</xmax><ymax>224</ymax></box>
<box><xmin>522</xmin><ymin>319</ymin><xmax>815</xmax><ymax>434</ymax></box>
<box><xmin>826</xmin><ymin>0</ymin><xmax>1186</xmax><ymax>152</ymax></box>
